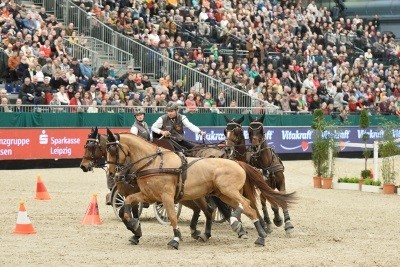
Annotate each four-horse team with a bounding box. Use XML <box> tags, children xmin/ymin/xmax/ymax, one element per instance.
<box><xmin>80</xmin><ymin>109</ymin><xmax>296</xmax><ymax>250</ymax></box>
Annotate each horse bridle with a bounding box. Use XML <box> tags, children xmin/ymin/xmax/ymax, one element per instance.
<box><xmin>225</xmin><ymin>122</ymin><xmax>250</xmax><ymax>159</ymax></box>
<box><xmin>83</xmin><ymin>134</ymin><xmax>106</xmax><ymax>168</ymax></box>
<box><xmin>249</xmin><ymin>122</ymin><xmax>266</xmax><ymax>153</ymax></box>
<box><xmin>106</xmin><ymin>134</ymin><xmax>166</xmax><ymax>181</ymax></box>
<box><xmin>106</xmin><ymin>135</ymin><xmax>130</xmax><ymax>174</ymax></box>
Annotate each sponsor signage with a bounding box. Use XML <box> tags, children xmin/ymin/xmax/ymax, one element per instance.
<box><xmin>0</xmin><ymin>128</ymin><xmax>126</xmax><ymax>160</ymax></box>
<box><xmin>0</xmin><ymin>126</ymin><xmax>398</xmax><ymax>160</ymax></box>
<box><xmin>186</xmin><ymin>126</ymin><xmax>399</xmax><ymax>154</ymax></box>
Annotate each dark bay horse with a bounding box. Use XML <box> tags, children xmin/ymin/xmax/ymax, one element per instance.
<box><xmin>79</xmin><ymin>127</ymin><xmax>216</xmax><ymax>244</ymax></box>
<box><xmin>223</xmin><ymin>115</ymin><xmax>272</xmax><ymax>234</ymax></box>
<box><xmin>105</xmin><ymin>128</ymin><xmax>296</xmax><ymax>249</ymax></box>
<box><xmin>248</xmin><ymin>114</ymin><xmax>294</xmax><ymax>234</ymax></box>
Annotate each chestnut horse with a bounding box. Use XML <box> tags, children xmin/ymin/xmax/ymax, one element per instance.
<box><xmin>79</xmin><ymin>127</ymin><xmax>216</xmax><ymax>244</ymax></box>
<box><xmin>248</xmin><ymin>114</ymin><xmax>294</xmax><ymax>234</ymax></box>
<box><xmin>105</xmin><ymin>128</ymin><xmax>296</xmax><ymax>249</ymax></box>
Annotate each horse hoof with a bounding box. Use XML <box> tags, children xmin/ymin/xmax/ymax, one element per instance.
<box><xmin>197</xmin><ymin>233</ymin><xmax>209</xmax><ymax>242</ymax></box>
<box><xmin>238</xmin><ymin>228</ymin><xmax>248</xmax><ymax>239</ymax></box>
<box><xmin>129</xmin><ymin>236</ymin><xmax>140</xmax><ymax>245</ymax></box>
<box><xmin>167</xmin><ymin>240</ymin><xmax>179</xmax><ymax>250</ymax></box>
<box><xmin>239</xmin><ymin>234</ymin><xmax>248</xmax><ymax>239</ymax></box>
<box><xmin>273</xmin><ymin>218</ymin><xmax>283</xmax><ymax>227</ymax></box>
<box><xmin>285</xmin><ymin>222</ymin><xmax>294</xmax><ymax>235</ymax></box>
<box><xmin>231</xmin><ymin>221</ymin><xmax>242</xmax><ymax>234</ymax></box>
<box><xmin>191</xmin><ymin>230</ymin><xmax>201</xmax><ymax>240</ymax></box>
<box><xmin>254</xmin><ymin>237</ymin><xmax>265</xmax><ymax>246</ymax></box>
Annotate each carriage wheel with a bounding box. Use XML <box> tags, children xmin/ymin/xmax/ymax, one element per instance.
<box><xmin>153</xmin><ymin>202</ymin><xmax>182</xmax><ymax>225</ymax></box>
<box><xmin>212</xmin><ymin>207</ymin><xmax>226</xmax><ymax>223</ymax></box>
<box><xmin>111</xmin><ymin>186</ymin><xmax>143</xmax><ymax>221</ymax></box>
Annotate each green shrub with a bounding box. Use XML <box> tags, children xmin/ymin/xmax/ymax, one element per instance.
<box><xmin>364</xmin><ymin>178</ymin><xmax>381</xmax><ymax>186</ymax></box>
<box><xmin>338</xmin><ymin>177</ymin><xmax>359</xmax><ymax>183</ymax></box>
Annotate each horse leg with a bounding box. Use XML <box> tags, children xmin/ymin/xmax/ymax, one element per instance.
<box><xmin>121</xmin><ymin>192</ymin><xmax>146</xmax><ymax>245</ymax></box>
<box><xmin>180</xmin><ymin>200</ymin><xmax>202</xmax><ymax>240</ymax></box>
<box><xmin>209</xmin><ymin>196</ymin><xmax>248</xmax><ymax>239</ymax></box>
<box><xmin>283</xmin><ymin>207</ymin><xmax>294</xmax><ymax>235</ymax></box>
<box><xmin>219</xmin><ymin>192</ymin><xmax>267</xmax><ymax>246</ymax></box>
<box><xmin>193</xmin><ymin>198</ymin><xmax>213</xmax><ymax>242</ymax></box>
<box><xmin>261</xmin><ymin>194</ymin><xmax>273</xmax><ymax>234</ymax></box>
<box><xmin>271</xmin><ymin>205</ymin><xmax>283</xmax><ymax>227</ymax></box>
<box><xmin>161</xmin><ymin>193</ymin><xmax>181</xmax><ymax>250</ymax></box>
<box><xmin>277</xmin><ymin>172</ymin><xmax>294</xmax><ymax>234</ymax></box>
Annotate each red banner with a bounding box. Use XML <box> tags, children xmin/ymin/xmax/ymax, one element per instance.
<box><xmin>0</xmin><ymin>128</ymin><xmax>126</xmax><ymax>160</ymax></box>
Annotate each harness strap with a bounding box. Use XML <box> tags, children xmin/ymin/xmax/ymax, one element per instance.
<box><xmin>174</xmin><ymin>155</ymin><xmax>203</xmax><ymax>202</ymax></box>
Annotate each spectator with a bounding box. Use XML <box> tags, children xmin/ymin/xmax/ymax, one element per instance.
<box><xmin>87</xmin><ymin>100</ymin><xmax>99</xmax><ymax>113</ymax></box>
<box><xmin>56</xmin><ymin>85</ymin><xmax>70</xmax><ymax>105</ymax></box>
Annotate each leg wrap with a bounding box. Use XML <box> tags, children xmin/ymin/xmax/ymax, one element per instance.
<box><xmin>262</xmin><ymin>204</ymin><xmax>272</xmax><ymax>224</ymax></box>
<box><xmin>254</xmin><ymin>220</ymin><xmax>267</xmax><ymax>238</ymax></box>
<box><xmin>283</xmin><ymin>208</ymin><xmax>291</xmax><ymax>222</ymax></box>
<box><xmin>231</xmin><ymin>206</ymin><xmax>243</xmax><ymax>219</ymax></box>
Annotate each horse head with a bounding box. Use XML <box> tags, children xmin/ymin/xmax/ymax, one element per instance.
<box><xmin>223</xmin><ymin>115</ymin><xmax>245</xmax><ymax>147</ymax></box>
<box><xmin>248</xmin><ymin>114</ymin><xmax>265</xmax><ymax>145</ymax></box>
<box><xmin>106</xmin><ymin>128</ymin><xmax>129</xmax><ymax>178</ymax></box>
<box><xmin>80</xmin><ymin>127</ymin><xmax>106</xmax><ymax>172</ymax></box>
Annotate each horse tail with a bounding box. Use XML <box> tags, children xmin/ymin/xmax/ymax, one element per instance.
<box><xmin>237</xmin><ymin>161</ymin><xmax>296</xmax><ymax>209</ymax></box>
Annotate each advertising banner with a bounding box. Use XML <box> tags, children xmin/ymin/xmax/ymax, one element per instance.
<box><xmin>1</xmin><ymin>126</ymin><xmax>398</xmax><ymax>160</ymax></box>
<box><xmin>0</xmin><ymin>128</ymin><xmax>126</xmax><ymax>160</ymax></box>
<box><xmin>186</xmin><ymin>126</ymin><xmax>399</xmax><ymax>154</ymax></box>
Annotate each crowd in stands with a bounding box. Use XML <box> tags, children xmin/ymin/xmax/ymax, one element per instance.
<box><xmin>1</xmin><ymin>0</ymin><xmax>400</xmax><ymax>117</ymax></box>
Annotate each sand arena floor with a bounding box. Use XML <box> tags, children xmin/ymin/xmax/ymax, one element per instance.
<box><xmin>1</xmin><ymin>158</ymin><xmax>400</xmax><ymax>266</ymax></box>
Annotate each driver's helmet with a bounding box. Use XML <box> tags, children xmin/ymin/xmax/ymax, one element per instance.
<box><xmin>134</xmin><ymin>107</ymin><xmax>145</xmax><ymax>116</ymax></box>
<box><xmin>165</xmin><ymin>102</ymin><xmax>179</xmax><ymax>111</ymax></box>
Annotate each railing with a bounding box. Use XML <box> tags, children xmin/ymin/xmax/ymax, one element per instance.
<box><xmin>41</xmin><ymin>0</ymin><xmax>271</xmax><ymax>108</ymax></box>
<box><xmin>63</xmin><ymin>36</ymin><xmax>134</xmax><ymax>76</ymax></box>
<box><xmin>1</xmin><ymin>104</ymin><xmax>281</xmax><ymax>114</ymax></box>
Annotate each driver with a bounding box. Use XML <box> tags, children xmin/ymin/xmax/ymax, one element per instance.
<box><xmin>130</xmin><ymin>107</ymin><xmax>152</xmax><ymax>141</ymax></box>
<box><xmin>151</xmin><ymin>102</ymin><xmax>206</xmax><ymax>151</ymax></box>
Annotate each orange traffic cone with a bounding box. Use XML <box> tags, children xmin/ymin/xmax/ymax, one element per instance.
<box><xmin>81</xmin><ymin>193</ymin><xmax>102</xmax><ymax>225</ymax></box>
<box><xmin>35</xmin><ymin>175</ymin><xmax>51</xmax><ymax>200</ymax></box>
<box><xmin>14</xmin><ymin>200</ymin><xmax>36</xmax><ymax>234</ymax></box>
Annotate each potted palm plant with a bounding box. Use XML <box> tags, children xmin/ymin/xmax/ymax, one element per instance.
<box><xmin>379</xmin><ymin>123</ymin><xmax>399</xmax><ymax>194</ymax></box>
<box><xmin>359</xmin><ymin>108</ymin><xmax>371</xmax><ymax>190</ymax></box>
<box><xmin>311</xmin><ymin>109</ymin><xmax>336</xmax><ymax>189</ymax></box>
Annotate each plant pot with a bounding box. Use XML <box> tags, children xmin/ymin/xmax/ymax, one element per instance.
<box><xmin>321</xmin><ymin>177</ymin><xmax>333</xmax><ymax>189</ymax></box>
<box><xmin>383</xmin><ymin>183</ymin><xmax>396</xmax><ymax>194</ymax></box>
<box><xmin>361</xmin><ymin>185</ymin><xmax>381</xmax><ymax>193</ymax></box>
<box><xmin>313</xmin><ymin>176</ymin><xmax>322</xmax><ymax>188</ymax></box>
<box><xmin>358</xmin><ymin>179</ymin><xmax>364</xmax><ymax>191</ymax></box>
<box><xmin>332</xmin><ymin>182</ymin><xmax>359</xmax><ymax>191</ymax></box>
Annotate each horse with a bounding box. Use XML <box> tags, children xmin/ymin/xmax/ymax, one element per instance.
<box><xmin>79</xmin><ymin>127</ymin><xmax>216</xmax><ymax>244</ymax></box>
<box><xmin>105</xmin><ymin>128</ymin><xmax>296</xmax><ymax>249</ymax></box>
<box><xmin>248</xmin><ymin>114</ymin><xmax>294</xmax><ymax>234</ymax></box>
<box><xmin>223</xmin><ymin>115</ymin><xmax>272</xmax><ymax>234</ymax></box>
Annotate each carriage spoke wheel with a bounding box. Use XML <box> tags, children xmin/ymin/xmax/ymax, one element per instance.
<box><xmin>111</xmin><ymin>187</ymin><xmax>143</xmax><ymax>221</ymax></box>
<box><xmin>153</xmin><ymin>202</ymin><xmax>182</xmax><ymax>225</ymax></box>
<box><xmin>212</xmin><ymin>207</ymin><xmax>226</xmax><ymax>223</ymax></box>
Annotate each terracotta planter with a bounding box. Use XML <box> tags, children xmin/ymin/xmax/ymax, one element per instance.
<box><xmin>321</xmin><ymin>177</ymin><xmax>333</xmax><ymax>189</ymax></box>
<box><xmin>358</xmin><ymin>179</ymin><xmax>364</xmax><ymax>191</ymax></box>
<box><xmin>383</xmin><ymin>183</ymin><xmax>396</xmax><ymax>194</ymax></box>
<box><xmin>313</xmin><ymin>176</ymin><xmax>322</xmax><ymax>188</ymax></box>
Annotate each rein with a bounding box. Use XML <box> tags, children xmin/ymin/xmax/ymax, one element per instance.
<box><xmin>107</xmin><ymin>135</ymin><xmax>204</xmax><ymax>202</ymax></box>
<box><xmin>248</xmin><ymin>121</ymin><xmax>284</xmax><ymax>176</ymax></box>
